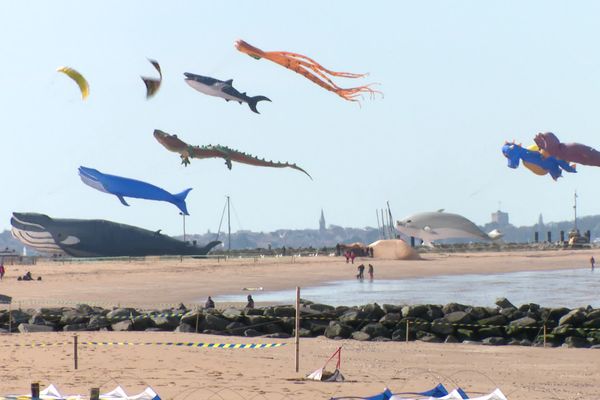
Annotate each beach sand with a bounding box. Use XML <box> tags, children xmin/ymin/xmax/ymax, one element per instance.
<box><xmin>1</xmin><ymin>249</ymin><xmax>599</xmax><ymax>399</ymax></box>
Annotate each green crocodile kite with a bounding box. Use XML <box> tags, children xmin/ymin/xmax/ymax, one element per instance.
<box><xmin>153</xmin><ymin>129</ymin><xmax>312</xmax><ymax>179</ymax></box>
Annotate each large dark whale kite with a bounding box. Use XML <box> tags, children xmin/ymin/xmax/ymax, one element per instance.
<box><xmin>153</xmin><ymin>129</ymin><xmax>312</xmax><ymax>179</ymax></box>
<box><xmin>141</xmin><ymin>59</ymin><xmax>162</xmax><ymax>99</ymax></box>
<box><xmin>184</xmin><ymin>72</ymin><xmax>271</xmax><ymax>114</ymax></box>
<box><xmin>11</xmin><ymin>212</ymin><xmax>220</xmax><ymax>257</ymax></box>
<box><xmin>534</xmin><ymin>132</ymin><xmax>600</xmax><ymax>167</ymax></box>
<box><xmin>234</xmin><ymin>39</ymin><xmax>382</xmax><ymax>103</ymax></box>
<box><xmin>78</xmin><ymin>166</ymin><xmax>192</xmax><ymax>215</ymax></box>
<box><xmin>501</xmin><ymin>142</ymin><xmax>576</xmax><ymax>180</ymax></box>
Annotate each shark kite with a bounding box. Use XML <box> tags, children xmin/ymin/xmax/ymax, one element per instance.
<box><xmin>78</xmin><ymin>166</ymin><xmax>192</xmax><ymax>215</ymax></box>
<box><xmin>184</xmin><ymin>72</ymin><xmax>271</xmax><ymax>114</ymax></box>
<box><xmin>153</xmin><ymin>129</ymin><xmax>312</xmax><ymax>179</ymax></box>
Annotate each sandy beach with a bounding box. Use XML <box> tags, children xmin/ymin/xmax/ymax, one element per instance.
<box><xmin>1</xmin><ymin>249</ymin><xmax>599</xmax><ymax>399</ymax></box>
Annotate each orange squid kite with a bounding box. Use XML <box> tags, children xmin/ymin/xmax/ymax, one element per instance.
<box><xmin>235</xmin><ymin>40</ymin><xmax>382</xmax><ymax>103</ymax></box>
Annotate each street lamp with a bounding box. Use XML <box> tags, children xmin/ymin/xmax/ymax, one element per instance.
<box><xmin>179</xmin><ymin>212</ymin><xmax>186</xmax><ymax>242</ymax></box>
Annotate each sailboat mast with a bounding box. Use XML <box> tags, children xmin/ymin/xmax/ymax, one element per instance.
<box><xmin>227</xmin><ymin>195</ymin><xmax>231</xmax><ymax>251</ymax></box>
<box><xmin>573</xmin><ymin>190</ymin><xmax>578</xmax><ymax>231</ymax></box>
<box><xmin>376</xmin><ymin>210</ymin><xmax>382</xmax><ymax>240</ymax></box>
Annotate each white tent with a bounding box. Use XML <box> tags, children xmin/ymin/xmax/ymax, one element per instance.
<box><xmin>0</xmin><ymin>385</ymin><xmax>160</xmax><ymax>400</ymax></box>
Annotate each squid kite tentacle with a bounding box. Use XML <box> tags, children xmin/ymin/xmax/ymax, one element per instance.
<box><xmin>234</xmin><ymin>39</ymin><xmax>383</xmax><ymax>103</ymax></box>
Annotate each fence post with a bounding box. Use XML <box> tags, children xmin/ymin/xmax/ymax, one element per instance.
<box><xmin>543</xmin><ymin>324</ymin><xmax>547</xmax><ymax>348</ymax></box>
<box><xmin>73</xmin><ymin>334</ymin><xmax>78</xmax><ymax>370</ymax></box>
<box><xmin>195</xmin><ymin>306</ymin><xmax>200</xmax><ymax>333</ymax></box>
<box><xmin>8</xmin><ymin>302</ymin><xmax>12</xmax><ymax>333</ymax></box>
<box><xmin>406</xmin><ymin>320</ymin><xmax>410</xmax><ymax>343</ymax></box>
<box><xmin>31</xmin><ymin>382</ymin><xmax>40</xmax><ymax>400</ymax></box>
<box><xmin>295</xmin><ymin>287</ymin><xmax>300</xmax><ymax>373</ymax></box>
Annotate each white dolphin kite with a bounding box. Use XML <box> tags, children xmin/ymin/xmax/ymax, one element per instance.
<box><xmin>396</xmin><ymin>211</ymin><xmax>503</xmax><ymax>246</ymax></box>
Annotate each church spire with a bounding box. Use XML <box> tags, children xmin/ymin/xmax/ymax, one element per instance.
<box><xmin>319</xmin><ymin>209</ymin><xmax>326</xmax><ymax>232</ymax></box>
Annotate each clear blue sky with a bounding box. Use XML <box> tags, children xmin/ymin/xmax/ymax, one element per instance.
<box><xmin>2</xmin><ymin>1</ymin><xmax>600</xmax><ymax>237</ymax></box>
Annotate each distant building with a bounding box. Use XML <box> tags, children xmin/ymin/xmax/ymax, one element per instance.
<box><xmin>491</xmin><ymin>210</ymin><xmax>509</xmax><ymax>226</ymax></box>
<box><xmin>319</xmin><ymin>209</ymin><xmax>326</xmax><ymax>232</ymax></box>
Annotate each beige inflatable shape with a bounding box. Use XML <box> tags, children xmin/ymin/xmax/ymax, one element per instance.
<box><xmin>368</xmin><ymin>239</ymin><xmax>421</xmax><ymax>260</ymax></box>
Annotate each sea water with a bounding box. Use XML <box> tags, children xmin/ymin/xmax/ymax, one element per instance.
<box><xmin>214</xmin><ymin>268</ymin><xmax>600</xmax><ymax>308</ymax></box>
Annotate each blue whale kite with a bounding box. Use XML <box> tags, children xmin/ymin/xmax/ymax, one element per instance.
<box><xmin>78</xmin><ymin>166</ymin><xmax>192</xmax><ymax>215</ymax></box>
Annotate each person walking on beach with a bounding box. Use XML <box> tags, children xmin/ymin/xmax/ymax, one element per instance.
<box><xmin>368</xmin><ymin>264</ymin><xmax>374</xmax><ymax>281</ymax></box>
<box><xmin>356</xmin><ymin>264</ymin><xmax>365</xmax><ymax>280</ymax></box>
<box><xmin>350</xmin><ymin>251</ymin><xmax>356</xmax><ymax>264</ymax></box>
<box><xmin>245</xmin><ymin>294</ymin><xmax>255</xmax><ymax>309</ymax></box>
<box><xmin>591</xmin><ymin>256</ymin><xmax>595</xmax><ymax>271</ymax></box>
<box><xmin>0</xmin><ymin>262</ymin><xmax>5</xmax><ymax>281</ymax></box>
<box><xmin>205</xmin><ymin>296</ymin><xmax>215</xmax><ymax>309</ymax></box>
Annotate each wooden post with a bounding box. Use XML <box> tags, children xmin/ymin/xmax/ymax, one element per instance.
<box><xmin>90</xmin><ymin>388</ymin><xmax>100</xmax><ymax>400</ymax></box>
<box><xmin>295</xmin><ymin>287</ymin><xmax>300</xmax><ymax>373</ymax></box>
<box><xmin>73</xmin><ymin>334</ymin><xmax>78</xmax><ymax>370</ymax></box>
<box><xmin>406</xmin><ymin>320</ymin><xmax>410</xmax><ymax>343</ymax></box>
<box><xmin>543</xmin><ymin>324</ymin><xmax>547</xmax><ymax>348</ymax></box>
<box><xmin>195</xmin><ymin>307</ymin><xmax>200</xmax><ymax>333</ymax></box>
<box><xmin>31</xmin><ymin>382</ymin><xmax>40</xmax><ymax>400</ymax></box>
<box><xmin>8</xmin><ymin>302</ymin><xmax>12</xmax><ymax>334</ymax></box>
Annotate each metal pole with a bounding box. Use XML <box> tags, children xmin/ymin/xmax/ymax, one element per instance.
<box><xmin>406</xmin><ymin>320</ymin><xmax>410</xmax><ymax>343</ymax></box>
<box><xmin>295</xmin><ymin>287</ymin><xmax>300</xmax><ymax>372</ymax></box>
<box><xmin>183</xmin><ymin>214</ymin><xmax>186</xmax><ymax>242</ymax></box>
<box><xmin>73</xmin><ymin>335</ymin><xmax>78</xmax><ymax>370</ymax></box>
<box><xmin>573</xmin><ymin>190</ymin><xmax>578</xmax><ymax>231</ymax></box>
<box><xmin>376</xmin><ymin>210</ymin><xmax>382</xmax><ymax>240</ymax></box>
<box><xmin>227</xmin><ymin>196</ymin><xmax>231</xmax><ymax>251</ymax></box>
<box><xmin>387</xmin><ymin>201</ymin><xmax>394</xmax><ymax>238</ymax></box>
<box><xmin>380</xmin><ymin>209</ymin><xmax>386</xmax><ymax>239</ymax></box>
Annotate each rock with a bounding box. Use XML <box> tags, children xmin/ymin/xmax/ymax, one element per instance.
<box><xmin>111</xmin><ymin>320</ymin><xmax>133</xmax><ymax>331</ymax></box>
<box><xmin>391</xmin><ymin>327</ymin><xmax>410</xmax><ymax>341</ymax></box>
<box><xmin>175</xmin><ymin>323</ymin><xmax>196</xmax><ymax>333</ymax></box>
<box><xmin>28</xmin><ymin>314</ymin><xmax>49</xmax><ymax>326</ymax></box>
<box><xmin>63</xmin><ymin>323</ymin><xmax>89</xmax><ymax>331</ymax></box>
<box><xmin>308</xmin><ymin>303</ymin><xmax>335</xmax><ymax>313</ymax></box>
<box><xmin>60</xmin><ymin>310</ymin><xmax>89</xmax><ymax>326</ymax></box>
<box><xmin>495</xmin><ymin>298</ymin><xmax>515</xmax><ymax>309</ymax></box>
<box><xmin>382</xmin><ymin>304</ymin><xmax>403</xmax><ymax>314</ymax></box>
<box><xmin>245</xmin><ymin>315</ymin><xmax>270</xmax><ymax>326</ymax></box>
<box><xmin>456</xmin><ymin>328</ymin><xmax>476</xmax><ymax>341</ymax></box>
<box><xmin>266</xmin><ymin>332</ymin><xmax>291</xmax><ymax>339</ymax></box>
<box><xmin>583</xmin><ymin>318</ymin><xmax>600</xmax><ymax>329</ymax></box>
<box><xmin>18</xmin><ymin>323</ymin><xmax>53</xmax><ymax>333</ymax></box>
<box><xmin>509</xmin><ymin>316</ymin><xmax>538</xmax><ymax>327</ymax></box>
<box><xmin>38</xmin><ymin>308</ymin><xmax>64</xmax><ymax>323</ymax></box>
<box><xmin>586</xmin><ymin>309</ymin><xmax>600</xmax><ymax>320</ymax></box>
<box><xmin>499</xmin><ymin>307</ymin><xmax>524</xmax><ymax>321</ymax></box>
<box><xmin>75</xmin><ymin>304</ymin><xmax>96</xmax><ymax>315</ymax></box>
<box><xmin>445</xmin><ymin>335</ymin><xmax>459</xmax><ymax>343</ymax></box>
<box><xmin>106</xmin><ymin>308</ymin><xmax>139</xmax><ymax>322</ymax></box>
<box><xmin>295</xmin><ymin>328</ymin><xmax>312</xmax><ymax>338</ymax></box>
<box><xmin>465</xmin><ymin>306</ymin><xmax>488</xmax><ymax>320</ymax></box>
<box><xmin>559</xmin><ymin>309</ymin><xmax>586</xmax><ymax>327</ymax></box>
<box><xmin>402</xmin><ymin>305</ymin><xmax>428</xmax><ymax>318</ymax></box>
<box><xmin>204</xmin><ymin>314</ymin><xmax>230</xmax><ymax>331</ymax></box>
<box><xmin>426</xmin><ymin>305</ymin><xmax>444</xmax><ymax>321</ymax></box>
<box><xmin>87</xmin><ymin>315</ymin><xmax>111</xmax><ymax>330</ymax></box>
<box><xmin>482</xmin><ymin>337</ymin><xmax>508</xmax><ymax>345</ymax></box>
<box><xmin>324</xmin><ymin>322</ymin><xmax>352</xmax><ymax>339</ymax></box>
<box><xmin>244</xmin><ymin>329</ymin><xmax>262</xmax><ymax>337</ymax></box>
<box><xmin>222</xmin><ymin>308</ymin><xmax>244</xmax><ymax>320</ymax></box>
<box><xmin>351</xmin><ymin>331</ymin><xmax>371</xmax><ymax>341</ymax></box>
<box><xmin>547</xmin><ymin>307</ymin><xmax>571</xmax><ymax>322</ymax></box>
<box><xmin>372</xmin><ymin>336</ymin><xmax>391</xmax><ymax>342</ymax></box>
<box><xmin>306</xmin><ymin>320</ymin><xmax>329</xmax><ymax>335</ymax></box>
<box><xmin>442</xmin><ymin>303</ymin><xmax>468</xmax><ymax>314</ymax></box>
<box><xmin>131</xmin><ymin>316</ymin><xmax>155</xmax><ymax>331</ymax></box>
<box><xmin>8</xmin><ymin>310</ymin><xmax>31</xmax><ymax>325</ymax></box>
<box><xmin>334</xmin><ymin>306</ymin><xmax>351</xmax><ymax>316</ymax></box>
<box><xmin>444</xmin><ymin>311</ymin><xmax>472</xmax><ymax>326</ymax></box>
<box><xmin>180</xmin><ymin>310</ymin><xmax>203</xmax><ymax>326</ymax></box>
<box><xmin>244</xmin><ymin>308</ymin><xmax>263</xmax><ymax>316</ymax></box>
<box><xmin>552</xmin><ymin>324</ymin><xmax>575</xmax><ymax>337</ymax></box>
<box><xmin>339</xmin><ymin>310</ymin><xmax>368</xmax><ymax>325</ymax></box>
<box><xmin>361</xmin><ymin>323</ymin><xmax>390</xmax><ymax>338</ymax></box>
<box><xmin>563</xmin><ymin>336</ymin><xmax>589</xmax><ymax>348</ymax></box>
<box><xmin>379</xmin><ymin>313</ymin><xmax>401</xmax><ymax>328</ymax></box>
<box><xmin>361</xmin><ymin>303</ymin><xmax>385</xmax><ymax>320</ymax></box>
<box><xmin>225</xmin><ymin>322</ymin><xmax>247</xmax><ymax>334</ymax></box>
<box><xmin>477</xmin><ymin>315</ymin><xmax>508</xmax><ymax>327</ymax></box>
<box><xmin>150</xmin><ymin>315</ymin><xmax>180</xmax><ymax>330</ymax></box>
<box><xmin>478</xmin><ymin>326</ymin><xmax>504</xmax><ymax>339</ymax></box>
<box><xmin>430</xmin><ymin>319</ymin><xmax>454</xmax><ymax>336</ymax></box>
<box><xmin>417</xmin><ymin>332</ymin><xmax>442</xmax><ymax>343</ymax></box>
<box><xmin>272</xmin><ymin>306</ymin><xmax>296</xmax><ymax>318</ymax></box>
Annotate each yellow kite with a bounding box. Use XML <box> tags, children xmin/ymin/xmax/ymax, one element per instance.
<box><xmin>56</xmin><ymin>66</ymin><xmax>89</xmax><ymax>100</ymax></box>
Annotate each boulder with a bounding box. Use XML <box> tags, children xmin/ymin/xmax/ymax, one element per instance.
<box><xmin>478</xmin><ymin>326</ymin><xmax>505</xmax><ymax>339</ymax></box>
<box><xmin>225</xmin><ymin>321</ymin><xmax>247</xmax><ymax>334</ymax></box>
<box><xmin>351</xmin><ymin>331</ymin><xmax>371</xmax><ymax>341</ymax></box>
<box><xmin>222</xmin><ymin>308</ymin><xmax>244</xmax><ymax>320</ymax></box>
<box><xmin>339</xmin><ymin>310</ymin><xmax>368</xmax><ymax>325</ymax></box>
<box><xmin>295</xmin><ymin>327</ymin><xmax>312</xmax><ymax>338</ymax></box>
<box><xmin>444</xmin><ymin>311</ymin><xmax>472</xmax><ymax>326</ymax></box>
<box><xmin>324</xmin><ymin>322</ymin><xmax>352</xmax><ymax>339</ymax></box>
<box><xmin>150</xmin><ymin>315</ymin><xmax>180</xmax><ymax>330</ymax></box>
<box><xmin>482</xmin><ymin>337</ymin><xmax>508</xmax><ymax>346</ymax></box>
<box><xmin>477</xmin><ymin>314</ymin><xmax>508</xmax><ymax>327</ymax></box>
<box><xmin>18</xmin><ymin>323</ymin><xmax>53</xmax><ymax>333</ymax></box>
<box><xmin>456</xmin><ymin>328</ymin><xmax>476</xmax><ymax>341</ymax></box>
<box><xmin>379</xmin><ymin>313</ymin><xmax>401</xmax><ymax>328</ymax></box>
<box><xmin>272</xmin><ymin>306</ymin><xmax>296</xmax><ymax>318</ymax></box>
<box><xmin>582</xmin><ymin>318</ymin><xmax>600</xmax><ymax>330</ymax></box>
<box><xmin>361</xmin><ymin>303</ymin><xmax>385</xmax><ymax>320</ymax></box>
<box><xmin>106</xmin><ymin>308</ymin><xmax>139</xmax><ymax>322</ymax></box>
<box><xmin>361</xmin><ymin>323</ymin><xmax>390</xmax><ymax>338</ymax></box>
<box><xmin>559</xmin><ymin>309</ymin><xmax>586</xmax><ymax>327</ymax></box>
<box><xmin>308</xmin><ymin>303</ymin><xmax>335</xmax><ymax>313</ymax></box>
<box><xmin>244</xmin><ymin>329</ymin><xmax>262</xmax><ymax>337</ymax></box>
<box><xmin>111</xmin><ymin>320</ymin><xmax>134</xmax><ymax>331</ymax></box>
<box><xmin>444</xmin><ymin>335</ymin><xmax>460</xmax><ymax>343</ymax></box>
<box><xmin>563</xmin><ymin>336</ymin><xmax>589</xmax><ymax>348</ymax></box>
<box><xmin>60</xmin><ymin>310</ymin><xmax>89</xmax><ymax>326</ymax></box>
<box><xmin>442</xmin><ymin>303</ymin><xmax>468</xmax><ymax>314</ymax></box>
<box><xmin>382</xmin><ymin>304</ymin><xmax>404</xmax><ymax>314</ymax></box>
<box><xmin>204</xmin><ymin>314</ymin><xmax>230</xmax><ymax>331</ymax></box>
<box><xmin>131</xmin><ymin>316</ymin><xmax>155</xmax><ymax>331</ymax></box>
<box><xmin>266</xmin><ymin>332</ymin><xmax>291</xmax><ymax>339</ymax></box>
<box><xmin>465</xmin><ymin>306</ymin><xmax>488</xmax><ymax>320</ymax></box>
<box><xmin>87</xmin><ymin>315</ymin><xmax>111</xmax><ymax>330</ymax></box>
<box><xmin>509</xmin><ymin>316</ymin><xmax>538</xmax><ymax>327</ymax></box>
<box><xmin>402</xmin><ymin>305</ymin><xmax>429</xmax><ymax>318</ymax></box>
<box><xmin>426</xmin><ymin>305</ymin><xmax>444</xmax><ymax>321</ymax></box>
<box><xmin>430</xmin><ymin>319</ymin><xmax>454</xmax><ymax>336</ymax></box>
<box><xmin>175</xmin><ymin>323</ymin><xmax>196</xmax><ymax>333</ymax></box>
<box><xmin>63</xmin><ymin>323</ymin><xmax>89</xmax><ymax>331</ymax></box>
<box><xmin>180</xmin><ymin>310</ymin><xmax>203</xmax><ymax>326</ymax></box>
<box><xmin>417</xmin><ymin>332</ymin><xmax>442</xmax><ymax>343</ymax></box>
<box><xmin>495</xmin><ymin>298</ymin><xmax>515</xmax><ymax>309</ymax></box>
<box><xmin>499</xmin><ymin>307</ymin><xmax>524</xmax><ymax>321</ymax></box>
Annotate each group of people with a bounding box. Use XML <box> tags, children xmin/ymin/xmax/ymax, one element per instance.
<box><xmin>204</xmin><ymin>294</ymin><xmax>255</xmax><ymax>310</ymax></box>
<box><xmin>356</xmin><ymin>263</ymin><xmax>374</xmax><ymax>281</ymax></box>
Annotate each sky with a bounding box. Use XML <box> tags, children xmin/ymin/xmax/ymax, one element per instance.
<box><xmin>2</xmin><ymin>1</ymin><xmax>600</xmax><ymax>237</ymax></box>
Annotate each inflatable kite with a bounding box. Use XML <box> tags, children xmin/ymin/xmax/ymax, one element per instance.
<box><xmin>502</xmin><ymin>142</ymin><xmax>576</xmax><ymax>180</ymax></box>
<box><xmin>141</xmin><ymin>59</ymin><xmax>162</xmax><ymax>99</ymax></box>
<box><xmin>534</xmin><ymin>132</ymin><xmax>600</xmax><ymax>167</ymax></box>
<box><xmin>184</xmin><ymin>72</ymin><xmax>271</xmax><ymax>113</ymax></box>
<box><xmin>56</xmin><ymin>66</ymin><xmax>89</xmax><ymax>100</ymax></box>
<box><xmin>78</xmin><ymin>166</ymin><xmax>192</xmax><ymax>215</ymax></box>
<box><xmin>234</xmin><ymin>39</ymin><xmax>382</xmax><ymax>103</ymax></box>
<box><xmin>153</xmin><ymin>129</ymin><xmax>312</xmax><ymax>179</ymax></box>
